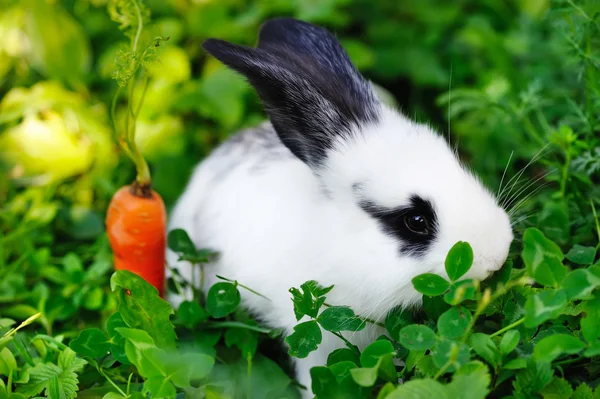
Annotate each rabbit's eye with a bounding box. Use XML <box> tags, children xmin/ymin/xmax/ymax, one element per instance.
<box><xmin>405</xmin><ymin>213</ymin><xmax>429</xmax><ymax>235</ymax></box>
<box><xmin>358</xmin><ymin>194</ymin><xmax>437</xmax><ymax>257</ymax></box>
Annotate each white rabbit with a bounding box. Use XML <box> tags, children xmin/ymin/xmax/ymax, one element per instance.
<box><xmin>167</xmin><ymin>18</ymin><xmax>513</xmax><ymax>397</ymax></box>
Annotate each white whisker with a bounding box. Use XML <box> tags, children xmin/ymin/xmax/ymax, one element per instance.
<box><xmin>498</xmin><ymin>144</ymin><xmax>550</xmax><ymax>206</ymax></box>
<box><xmin>497</xmin><ymin>150</ymin><xmax>514</xmax><ymax>201</ymax></box>
<box><xmin>503</xmin><ymin>168</ymin><xmax>557</xmax><ymax>211</ymax></box>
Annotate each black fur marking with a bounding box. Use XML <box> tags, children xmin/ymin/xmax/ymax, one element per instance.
<box><xmin>202</xmin><ymin>18</ymin><xmax>380</xmax><ymax>168</ymax></box>
<box><xmin>360</xmin><ymin>196</ymin><xmax>438</xmax><ymax>257</ymax></box>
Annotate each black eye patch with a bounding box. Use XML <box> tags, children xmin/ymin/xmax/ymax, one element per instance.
<box><xmin>359</xmin><ymin>195</ymin><xmax>438</xmax><ymax>257</ymax></box>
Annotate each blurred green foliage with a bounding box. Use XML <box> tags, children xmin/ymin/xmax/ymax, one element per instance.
<box><xmin>0</xmin><ymin>0</ymin><xmax>599</xmax><ymax>398</ymax></box>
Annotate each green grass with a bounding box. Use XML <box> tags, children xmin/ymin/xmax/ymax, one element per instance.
<box><xmin>0</xmin><ymin>0</ymin><xmax>599</xmax><ymax>398</ymax></box>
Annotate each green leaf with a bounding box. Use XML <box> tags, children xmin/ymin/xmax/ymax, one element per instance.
<box><xmin>69</xmin><ymin>328</ymin><xmax>111</xmax><ymax>359</ymax></box>
<box><xmin>513</xmin><ymin>359</ymin><xmax>554</xmax><ymax>397</ymax></box>
<box><xmin>504</xmin><ymin>358</ymin><xmax>528</xmax><ymax>370</ymax></box>
<box><xmin>361</xmin><ymin>340</ymin><xmax>395</xmax><ymax>368</ymax></box>
<box><xmin>444</xmin><ymin>279</ymin><xmax>477</xmax><ymax>305</ymax></box>
<box><xmin>176</xmin><ymin>300</ymin><xmax>209</xmax><ymax>329</ymax></box>
<box><xmin>49</xmin><ymin>375</ymin><xmax>60</xmax><ymax>399</ymax></box>
<box><xmin>398</xmin><ymin>325</ymin><xmax>437</xmax><ymax>351</ymax></box>
<box><xmin>581</xmin><ymin>295</ymin><xmax>600</xmax><ymax>342</ymax></box>
<box><xmin>17</xmin><ymin>348</ymin><xmax>86</xmax><ymax>399</ymax></box>
<box><xmin>103</xmin><ymin>393</ymin><xmax>127</xmax><ymax>399</ymax></box>
<box><xmin>499</xmin><ymin>330</ymin><xmax>520</xmax><ymax>355</ymax></box>
<box><xmin>405</xmin><ymin>350</ymin><xmax>426</xmax><ymax>373</ymax></box>
<box><xmin>0</xmin><ymin>348</ymin><xmax>17</xmax><ymax>376</ymax></box>
<box><xmin>431</xmin><ymin>339</ymin><xmax>471</xmax><ymax>372</ymax></box>
<box><xmin>469</xmin><ymin>333</ymin><xmax>500</xmax><ymax>368</ymax></box>
<box><xmin>423</xmin><ymin>295</ymin><xmax>451</xmax><ymax>320</ymax></box>
<box><xmin>350</xmin><ymin>367</ymin><xmax>378</xmax><ymax>387</ymax></box>
<box><xmin>83</xmin><ymin>286</ymin><xmax>105</xmax><ymax>311</ymax></box>
<box><xmin>415</xmin><ymin>354</ymin><xmax>439</xmax><ymax>377</ymax></box>
<box><xmin>438</xmin><ymin>307</ymin><xmax>472</xmax><ymax>339</ymax></box>
<box><xmin>110</xmin><ymin>270</ymin><xmax>176</xmax><ymax>350</ymax></box>
<box><xmin>387</xmin><ymin>379</ymin><xmax>448</xmax><ymax>399</ymax></box>
<box><xmin>106</xmin><ymin>312</ymin><xmax>129</xmax><ymax>364</ymax></box>
<box><xmin>115</xmin><ymin>328</ymin><xmax>164</xmax><ymax>377</ymax></box>
<box><xmin>327</xmin><ymin>348</ymin><xmax>360</xmax><ymax>367</ymax></box>
<box><xmin>17</xmin><ymin>363</ymin><xmax>61</xmax><ymax>397</ymax></box>
<box><xmin>583</xmin><ymin>341</ymin><xmax>600</xmax><ymax>357</ymax></box>
<box><xmin>563</xmin><ymin>266</ymin><xmax>600</xmax><ymax>300</ymax></box>
<box><xmin>289</xmin><ymin>281</ymin><xmax>331</xmax><ymax>321</ymax></box>
<box><xmin>565</xmin><ymin>245</ymin><xmax>596</xmax><ymax>265</ymax></box>
<box><xmin>524</xmin><ymin>289</ymin><xmax>567</xmax><ymax>328</ymax></box>
<box><xmin>143</xmin><ymin>376</ymin><xmax>176</xmax><ymax>399</ymax></box>
<box><xmin>179</xmin><ymin>353</ymin><xmax>215</xmax><ymax>382</ymax></box>
<box><xmin>376</xmin><ymin>382</ymin><xmax>396</xmax><ymax>399</ymax></box>
<box><xmin>446</xmin><ymin>362</ymin><xmax>491</xmax><ymax>399</ymax></box>
<box><xmin>353</xmin><ymin>341</ymin><xmax>397</xmax><ymax>385</ymax></box>
<box><xmin>225</xmin><ymin>328</ymin><xmax>258</xmax><ymax>358</ymax></box>
<box><xmin>522</xmin><ymin>228</ymin><xmax>566</xmax><ymax>287</ymax></box>
<box><xmin>540</xmin><ymin>377</ymin><xmax>574</xmax><ymax>399</ymax></box>
<box><xmin>206</xmin><ymin>282</ymin><xmax>241</xmax><ymax>318</ymax></box>
<box><xmin>167</xmin><ymin>228</ymin><xmax>197</xmax><ymax>257</ymax></box>
<box><xmin>533</xmin><ymin>334</ymin><xmax>586</xmax><ymax>362</ymax></box>
<box><xmin>412</xmin><ymin>274</ymin><xmax>450</xmax><ymax>296</ymax></box>
<box><xmin>377</xmin><ymin>353</ymin><xmax>397</xmax><ymax>383</ymax></box>
<box><xmin>572</xmin><ymin>383</ymin><xmax>594</xmax><ymax>399</ymax></box>
<box><xmin>167</xmin><ymin>229</ymin><xmax>215</xmax><ymax>263</ymax></box>
<box><xmin>445</xmin><ymin>241</ymin><xmax>474</xmax><ymax>281</ymax></box>
<box><xmin>310</xmin><ymin>366</ymin><xmax>356</xmax><ymax>399</ymax></box>
<box><xmin>384</xmin><ymin>308</ymin><xmax>414</xmax><ymax>340</ymax></box>
<box><xmin>25</xmin><ymin>0</ymin><xmax>91</xmax><ymax>88</ymax></box>
<box><xmin>285</xmin><ymin>321</ymin><xmax>322</xmax><ymax>358</ymax></box>
<box><xmin>318</xmin><ymin>306</ymin><xmax>366</xmax><ymax>332</ymax></box>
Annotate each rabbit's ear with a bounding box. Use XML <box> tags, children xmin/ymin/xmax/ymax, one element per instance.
<box><xmin>202</xmin><ymin>21</ymin><xmax>380</xmax><ymax>168</ymax></box>
<box><xmin>256</xmin><ymin>18</ymin><xmax>365</xmax><ymax>90</ymax></box>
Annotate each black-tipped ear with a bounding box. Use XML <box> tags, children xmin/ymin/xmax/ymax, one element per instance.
<box><xmin>257</xmin><ymin>18</ymin><xmax>363</xmax><ymax>87</ymax></box>
<box><xmin>202</xmin><ymin>20</ymin><xmax>380</xmax><ymax>167</ymax></box>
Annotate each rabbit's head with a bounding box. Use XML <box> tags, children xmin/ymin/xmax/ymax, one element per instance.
<box><xmin>203</xmin><ymin>18</ymin><xmax>513</xmax><ymax>316</ymax></box>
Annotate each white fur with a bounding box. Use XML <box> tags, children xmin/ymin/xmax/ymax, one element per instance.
<box><xmin>167</xmin><ymin>106</ymin><xmax>513</xmax><ymax>397</ymax></box>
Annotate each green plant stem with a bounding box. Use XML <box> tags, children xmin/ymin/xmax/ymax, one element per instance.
<box><xmin>170</xmin><ymin>272</ymin><xmax>186</xmax><ymax>299</ymax></box>
<box><xmin>490</xmin><ymin>318</ymin><xmax>525</xmax><ymax>338</ymax></box>
<box><xmin>127</xmin><ymin>373</ymin><xmax>133</xmax><ymax>396</ymax></box>
<box><xmin>131</xmin><ymin>0</ymin><xmax>143</xmax><ymax>54</ymax></box>
<box><xmin>7</xmin><ymin>370</ymin><xmax>12</xmax><ymax>394</ymax></box>
<box><xmin>110</xmin><ymin>0</ymin><xmax>152</xmax><ymax>189</ymax></box>
<box><xmin>462</xmin><ymin>278</ymin><xmax>530</xmax><ymax>343</ymax></box>
<box><xmin>200</xmin><ymin>264</ymin><xmax>205</xmax><ymax>294</ymax></box>
<box><xmin>522</xmin><ymin>116</ymin><xmax>545</xmax><ymax>147</ymax></box>
<box><xmin>31</xmin><ymin>335</ymin><xmax>68</xmax><ymax>351</ymax></box>
<box><xmin>205</xmin><ymin>321</ymin><xmax>272</xmax><ymax>334</ymax></box>
<box><xmin>330</xmin><ymin>331</ymin><xmax>354</xmax><ymax>351</ymax></box>
<box><xmin>98</xmin><ymin>367</ymin><xmax>127</xmax><ymax>397</ymax></box>
<box><xmin>191</xmin><ymin>262</ymin><xmax>197</xmax><ymax>300</ymax></box>
<box><xmin>560</xmin><ymin>144</ymin><xmax>571</xmax><ymax>198</ymax></box>
<box><xmin>554</xmin><ymin>356</ymin><xmax>584</xmax><ymax>367</ymax></box>
<box><xmin>433</xmin><ymin>361</ymin><xmax>452</xmax><ymax>380</ymax></box>
<box><xmin>216</xmin><ymin>275</ymin><xmax>271</xmax><ymax>301</ymax></box>
<box><xmin>1</xmin><ymin>313</ymin><xmax>42</xmax><ymax>340</ymax></box>
<box><xmin>0</xmin><ymin>248</ymin><xmax>33</xmax><ymax>279</ymax></box>
<box><xmin>590</xmin><ymin>200</ymin><xmax>600</xmax><ymax>249</ymax></box>
<box><xmin>133</xmin><ymin>75</ymin><xmax>150</xmax><ymax>117</ymax></box>
<box><xmin>246</xmin><ymin>353</ymin><xmax>252</xmax><ymax>399</ymax></box>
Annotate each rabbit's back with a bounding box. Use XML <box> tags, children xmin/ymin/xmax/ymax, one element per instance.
<box><xmin>166</xmin><ymin>122</ymin><xmax>331</xmax><ymax>326</ymax></box>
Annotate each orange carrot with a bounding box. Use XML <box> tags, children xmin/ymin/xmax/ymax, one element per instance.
<box><xmin>104</xmin><ymin>1</ymin><xmax>170</xmax><ymax>297</ymax></box>
<box><xmin>106</xmin><ymin>184</ymin><xmax>167</xmax><ymax>297</ymax></box>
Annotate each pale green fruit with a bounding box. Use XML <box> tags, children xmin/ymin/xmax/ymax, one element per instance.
<box><xmin>1</xmin><ymin>112</ymin><xmax>93</xmax><ymax>184</ymax></box>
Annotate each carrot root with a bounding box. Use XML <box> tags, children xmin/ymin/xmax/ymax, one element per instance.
<box><xmin>106</xmin><ymin>184</ymin><xmax>167</xmax><ymax>297</ymax></box>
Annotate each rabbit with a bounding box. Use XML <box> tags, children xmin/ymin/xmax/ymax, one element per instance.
<box><xmin>166</xmin><ymin>17</ymin><xmax>514</xmax><ymax>397</ymax></box>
